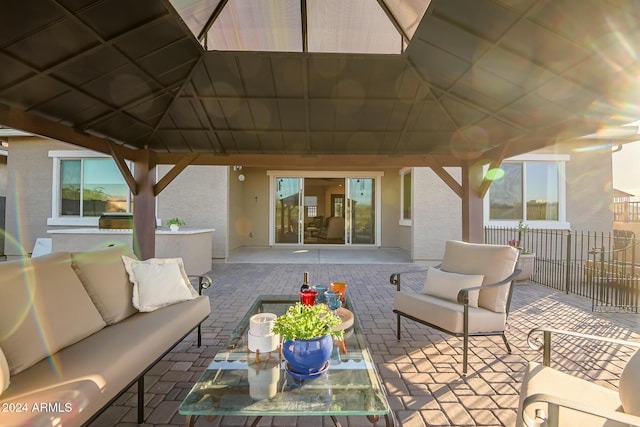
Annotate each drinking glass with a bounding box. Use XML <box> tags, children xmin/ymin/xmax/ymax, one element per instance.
<box><xmin>315</xmin><ymin>285</ymin><xmax>327</xmax><ymax>304</ymax></box>
<box><xmin>325</xmin><ymin>290</ymin><xmax>341</xmax><ymax>314</ymax></box>
<box><xmin>330</xmin><ymin>282</ymin><xmax>347</xmax><ymax>301</ymax></box>
<box><xmin>299</xmin><ymin>289</ymin><xmax>317</xmax><ymax>306</ymax></box>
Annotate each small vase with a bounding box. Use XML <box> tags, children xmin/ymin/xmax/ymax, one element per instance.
<box><xmin>170</xmin><ymin>224</ymin><xmax>179</xmax><ymax>232</ymax></box>
<box><xmin>282</xmin><ymin>334</ymin><xmax>333</xmax><ymax>375</ymax></box>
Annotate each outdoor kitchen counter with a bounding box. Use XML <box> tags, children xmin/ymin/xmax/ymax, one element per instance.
<box><xmin>47</xmin><ymin>228</ymin><xmax>215</xmax><ymax>275</ymax></box>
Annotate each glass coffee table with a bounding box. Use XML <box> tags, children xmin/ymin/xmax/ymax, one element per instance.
<box><xmin>180</xmin><ymin>295</ymin><xmax>394</xmax><ymax>427</ymax></box>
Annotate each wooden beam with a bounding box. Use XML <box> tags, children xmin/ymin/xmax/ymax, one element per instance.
<box><xmin>461</xmin><ymin>160</ymin><xmax>484</xmax><ymax>243</ymax></box>
<box><xmin>151</xmin><ymin>152</ymin><xmax>464</xmax><ymax>168</ymax></box>
<box><xmin>110</xmin><ymin>145</ymin><xmax>138</xmax><ymax>195</ymax></box>
<box><xmin>154</xmin><ymin>153</ymin><xmax>199</xmax><ymax>196</ymax></box>
<box><xmin>132</xmin><ymin>149</ymin><xmax>157</xmax><ymax>260</ymax></box>
<box><xmin>479</xmin><ymin>141</ymin><xmax>511</xmax><ymax>198</ymax></box>
<box><xmin>428</xmin><ymin>157</ymin><xmax>462</xmax><ymax>198</ymax></box>
<box><xmin>0</xmin><ymin>103</ymin><xmax>137</xmax><ymax>158</ymax></box>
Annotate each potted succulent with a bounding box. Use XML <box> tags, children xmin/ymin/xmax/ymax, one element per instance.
<box><xmin>508</xmin><ymin>220</ymin><xmax>536</xmax><ymax>282</ymax></box>
<box><xmin>166</xmin><ymin>217</ymin><xmax>186</xmax><ymax>231</ymax></box>
<box><xmin>272</xmin><ymin>302</ymin><xmax>343</xmax><ymax>376</ymax></box>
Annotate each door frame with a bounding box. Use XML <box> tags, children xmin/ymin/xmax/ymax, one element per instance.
<box><xmin>267</xmin><ymin>171</ymin><xmax>383</xmax><ymax>246</ymax></box>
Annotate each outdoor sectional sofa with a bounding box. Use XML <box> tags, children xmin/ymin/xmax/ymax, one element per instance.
<box><xmin>0</xmin><ymin>244</ymin><xmax>211</xmax><ymax>426</ymax></box>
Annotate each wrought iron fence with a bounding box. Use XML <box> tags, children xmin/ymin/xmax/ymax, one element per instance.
<box><xmin>484</xmin><ymin>226</ymin><xmax>640</xmax><ymax>313</ymax></box>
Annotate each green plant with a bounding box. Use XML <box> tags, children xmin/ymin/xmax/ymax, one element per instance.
<box><xmin>272</xmin><ymin>303</ymin><xmax>343</xmax><ymax>342</ymax></box>
<box><xmin>508</xmin><ymin>220</ymin><xmax>532</xmax><ymax>254</ymax></box>
<box><xmin>166</xmin><ymin>217</ymin><xmax>186</xmax><ymax>226</ymax></box>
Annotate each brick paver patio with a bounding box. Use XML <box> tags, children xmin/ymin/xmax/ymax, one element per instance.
<box><xmin>93</xmin><ymin>262</ymin><xmax>640</xmax><ymax>427</ymax></box>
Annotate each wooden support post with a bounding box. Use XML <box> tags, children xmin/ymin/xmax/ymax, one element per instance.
<box><xmin>133</xmin><ymin>149</ymin><xmax>157</xmax><ymax>260</ymax></box>
<box><xmin>461</xmin><ymin>160</ymin><xmax>484</xmax><ymax>243</ymax></box>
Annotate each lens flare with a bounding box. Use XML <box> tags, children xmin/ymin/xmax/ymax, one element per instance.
<box><xmin>3</xmin><ymin>177</ymin><xmax>63</xmax><ymax>377</ymax></box>
<box><xmin>485</xmin><ymin>168</ymin><xmax>505</xmax><ymax>181</ymax></box>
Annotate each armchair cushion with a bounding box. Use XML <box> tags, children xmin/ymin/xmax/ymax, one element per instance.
<box><xmin>439</xmin><ymin>240</ymin><xmax>518</xmax><ymax>313</ymax></box>
<box><xmin>422</xmin><ymin>267</ymin><xmax>483</xmax><ymax>308</ymax></box>
<box><xmin>393</xmin><ymin>291</ymin><xmax>506</xmax><ymax>334</ymax></box>
<box><xmin>619</xmin><ymin>349</ymin><xmax>640</xmax><ymax>416</ymax></box>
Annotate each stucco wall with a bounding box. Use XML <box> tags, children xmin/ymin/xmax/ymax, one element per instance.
<box><xmin>157</xmin><ymin>164</ymin><xmax>228</xmax><ymax>260</ymax></box>
<box><xmin>226</xmin><ymin>168</ymin><xmax>409</xmax><ymax>250</ymax></box>
<box><xmin>5</xmin><ymin>137</ymin><xmax>67</xmax><ymax>256</ymax></box>
<box><xmin>565</xmin><ymin>148</ymin><xmax>614</xmax><ymax>232</ymax></box>
<box><xmin>230</xmin><ymin>168</ymin><xmax>271</xmax><ymax>249</ymax></box>
<box><xmin>3</xmin><ymin>137</ymin><xmax>617</xmax><ymax>260</ymax></box>
<box><xmin>412</xmin><ymin>167</ymin><xmax>462</xmax><ymax>261</ymax></box>
<box><xmin>380</xmin><ymin>170</ymin><xmax>410</xmax><ymax>250</ymax></box>
<box><xmin>4</xmin><ymin>137</ymin><xmax>228</xmax><ymax>260</ymax></box>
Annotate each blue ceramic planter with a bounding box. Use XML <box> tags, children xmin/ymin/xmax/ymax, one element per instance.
<box><xmin>282</xmin><ymin>334</ymin><xmax>333</xmax><ymax>375</ymax></box>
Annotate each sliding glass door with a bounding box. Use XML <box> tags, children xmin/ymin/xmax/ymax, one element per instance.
<box><xmin>269</xmin><ymin>172</ymin><xmax>381</xmax><ymax>246</ymax></box>
<box><xmin>274</xmin><ymin>178</ymin><xmax>302</xmax><ymax>244</ymax></box>
<box><xmin>350</xmin><ymin>178</ymin><xmax>375</xmax><ymax>245</ymax></box>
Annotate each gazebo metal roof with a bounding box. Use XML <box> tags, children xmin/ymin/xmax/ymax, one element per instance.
<box><xmin>1</xmin><ymin>0</ymin><xmax>639</xmax><ymax>169</ymax></box>
<box><xmin>3</xmin><ymin>0</ymin><xmax>640</xmax><ymax>256</ymax></box>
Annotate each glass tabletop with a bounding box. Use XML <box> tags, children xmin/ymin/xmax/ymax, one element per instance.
<box><xmin>179</xmin><ymin>295</ymin><xmax>391</xmax><ymax>421</ymax></box>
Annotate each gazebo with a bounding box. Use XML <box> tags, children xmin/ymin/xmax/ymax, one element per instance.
<box><xmin>2</xmin><ymin>0</ymin><xmax>640</xmax><ymax>258</ymax></box>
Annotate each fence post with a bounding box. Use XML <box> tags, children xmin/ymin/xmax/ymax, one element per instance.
<box><xmin>565</xmin><ymin>230</ymin><xmax>572</xmax><ymax>294</ymax></box>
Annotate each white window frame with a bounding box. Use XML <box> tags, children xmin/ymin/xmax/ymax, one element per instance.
<box><xmin>399</xmin><ymin>167</ymin><xmax>412</xmax><ymax>226</ymax></box>
<box><xmin>484</xmin><ymin>154</ymin><xmax>570</xmax><ymax>229</ymax></box>
<box><xmin>48</xmin><ymin>150</ymin><xmax>135</xmax><ymax>226</ymax></box>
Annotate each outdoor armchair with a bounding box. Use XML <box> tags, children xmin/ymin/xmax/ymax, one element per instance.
<box><xmin>390</xmin><ymin>240</ymin><xmax>520</xmax><ymax>375</ymax></box>
<box><xmin>518</xmin><ymin>326</ymin><xmax>640</xmax><ymax>427</ymax></box>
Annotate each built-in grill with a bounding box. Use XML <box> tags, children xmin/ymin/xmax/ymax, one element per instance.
<box><xmin>98</xmin><ymin>213</ymin><xmax>133</xmax><ymax>229</ymax></box>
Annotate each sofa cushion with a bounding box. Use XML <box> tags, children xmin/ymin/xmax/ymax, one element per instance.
<box><xmin>0</xmin><ymin>252</ymin><xmax>107</xmax><ymax>375</ymax></box>
<box><xmin>422</xmin><ymin>267</ymin><xmax>482</xmax><ymax>308</ymax></box>
<box><xmin>393</xmin><ymin>291</ymin><xmax>505</xmax><ymax>334</ymax></box>
<box><xmin>516</xmin><ymin>362</ymin><xmax>625</xmax><ymax>427</ymax></box>
<box><xmin>0</xmin><ymin>346</ymin><xmax>9</xmax><ymax>395</ymax></box>
<box><xmin>619</xmin><ymin>349</ymin><xmax>640</xmax><ymax>416</ymax></box>
<box><xmin>72</xmin><ymin>245</ymin><xmax>138</xmax><ymax>325</ymax></box>
<box><xmin>439</xmin><ymin>240</ymin><xmax>518</xmax><ymax>313</ymax></box>
<box><xmin>122</xmin><ymin>256</ymin><xmax>198</xmax><ymax>312</ymax></box>
<box><xmin>0</xmin><ymin>295</ymin><xmax>210</xmax><ymax>426</ymax></box>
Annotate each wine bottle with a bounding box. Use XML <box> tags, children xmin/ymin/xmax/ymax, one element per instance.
<box><xmin>300</xmin><ymin>271</ymin><xmax>310</xmax><ymax>293</ymax></box>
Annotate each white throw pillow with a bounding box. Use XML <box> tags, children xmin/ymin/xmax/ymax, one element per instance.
<box><xmin>422</xmin><ymin>267</ymin><xmax>484</xmax><ymax>308</ymax></box>
<box><xmin>122</xmin><ymin>257</ymin><xmax>198</xmax><ymax>312</ymax></box>
<box><xmin>0</xmin><ymin>345</ymin><xmax>9</xmax><ymax>395</ymax></box>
